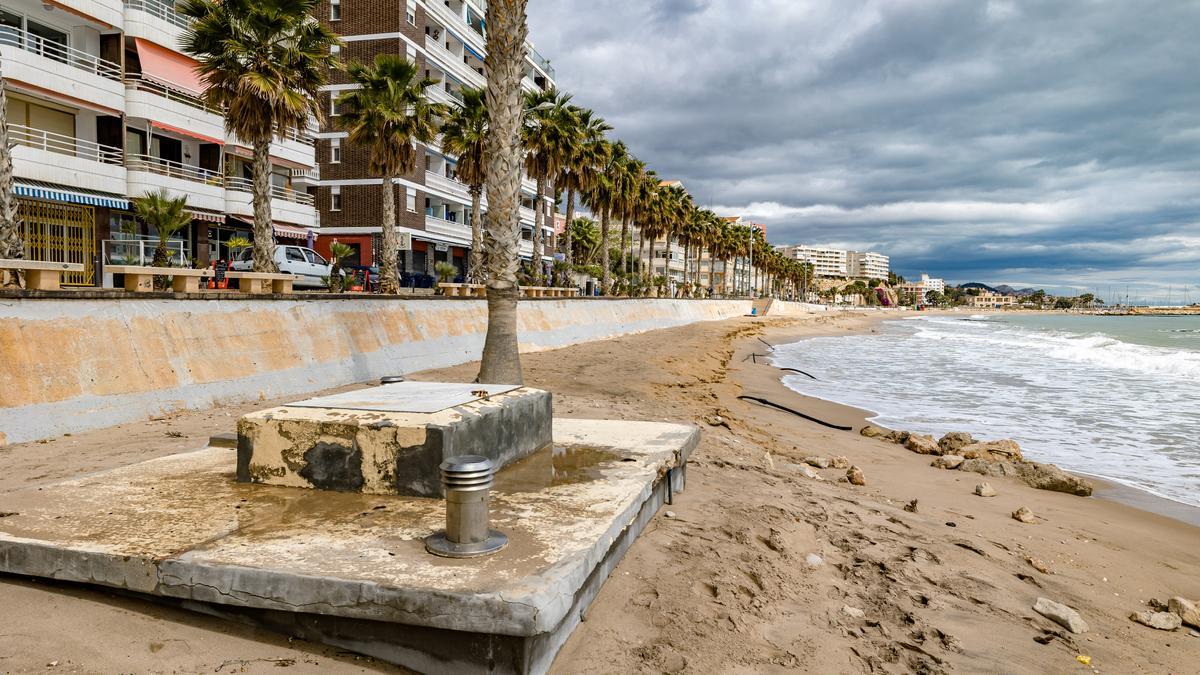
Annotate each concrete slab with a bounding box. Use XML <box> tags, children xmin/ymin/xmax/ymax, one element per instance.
<box><xmin>237</xmin><ymin>385</ymin><xmax>552</xmax><ymax>497</ymax></box>
<box><xmin>0</xmin><ymin>418</ymin><xmax>698</xmax><ymax>674</ymax></box>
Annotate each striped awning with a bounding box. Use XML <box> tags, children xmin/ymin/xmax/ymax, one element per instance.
<box><xmin>13</xmin><ymin>180</ymin><xmax>129</xmax><ymax>210</ymax></box>
<box><xmin>273</xmin><ymin>223</ymin><xmax>311</xmax><ymax>240</ymax></box>
<box><xmin>186</xmin><ymin>208</ymin><xmax>225</xmax><ymax>223</ymax></box>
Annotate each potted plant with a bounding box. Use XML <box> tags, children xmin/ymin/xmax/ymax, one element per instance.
<box><xmin>434</xmin><ymin>261</ymin><xmax>458</xmax><ymax>294</ymax></box>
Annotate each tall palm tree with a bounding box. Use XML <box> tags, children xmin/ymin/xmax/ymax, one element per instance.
<box><xmin>557</xmin><ymin>107</ymin><xmax>609</xmax><ymax>266</ymax></box>
<box><xmin>0</xmin><ymin>73</ymin><xmax>21</xmax><ymax>286</ymax></box>
<box><xmin>441</xmin><ymin>86</ymin><xmax>489</xmax><ymax>283</ymax></box>
<box><xmin>522</xmin><ymin>88</ymin><xmax>572</xmax><ymax>282</ymax></box>
<box><xmin>583</xmin><ymin>140</ymin><xmax>630</xmax><ymax>294</ymax></box>
<box><xmin>182</xmin><ymin>0</ymin><xmax>337</xmax><ymax>273</ymax></box>
<box><xmin>338</xmin><ymin>55</ymin><xmax>441</xmax><ymax>294</ymax></box>
<box><xmin>614</xmin><ymin>155</ymin><xmax>646</xmax><ymax>292</ymax></box>
<box><xmin>477</xmin><ymin>0</ymin><xmax>529</xmax><ymax>384</ymax></box>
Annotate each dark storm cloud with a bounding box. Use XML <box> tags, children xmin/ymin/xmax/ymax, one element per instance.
<box><xmin>527</xmin><ymin>0</ymin><xmax>1200</xmax><ymax>294</ymax></box>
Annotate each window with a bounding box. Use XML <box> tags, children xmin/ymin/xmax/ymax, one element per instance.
<box><xmin>304</xmin><ymin>249</ymin><xmax>327</xmax><ymax>265</ymax></box>
<box><xmin>285</xmin><ymin>247</ymin><xmax>306</xmax><ymax>263</ymax></box>
<box><xmin>331</xmin><ymin>186</ymin><xmax>342</xmax><ymax>211</ymax></box>
<box><xmin>330</xmin><ymin>138</ymin><xmax>341</xmax><ymax>164</ymax></box>
<box><xmin>406</xmin><ymin>188</ymin><xmax>416</xmax><ymax>212</ymax></box>
<box><xmin>330</xmin><ymin>44</ymin><xmax>340</xmax><ymax>55</ymax></box>
<box><xmin>329</xmin><ymin>95</ymin><xmax>339</xmax><ymax>117</ymax></box>
<box><xmin>330</xmin><ymin>0</ymin><xmax>341</xmax><ymax>21</ymax></box>
<box><xmin>406</xmin><ymin>0</ymin><xmax>416</xmax><ymax>25</ymax></box>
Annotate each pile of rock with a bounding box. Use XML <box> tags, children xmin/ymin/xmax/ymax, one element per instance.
<box><xmin>1130</xmin><ymin>597</ymin><xmax>1200</xmax><ymax>632</ymax></box>
<box><xmin>859</xmin><ymin>426</ymin><xmax>1094</xmax><ymax>497</ymax></box>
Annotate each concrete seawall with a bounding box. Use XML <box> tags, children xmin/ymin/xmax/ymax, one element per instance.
<box><xmin>0</xmin><ymin>297</ymin><xmax>822</xmax><ymax>444</ymax></box>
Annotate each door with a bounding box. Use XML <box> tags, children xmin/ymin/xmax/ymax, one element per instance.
<box><xmin>282</xmin><ymin>246</ymin><xmax>308</xmax><ymax>282</ymax></box>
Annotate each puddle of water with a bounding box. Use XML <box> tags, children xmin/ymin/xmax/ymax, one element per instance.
<box><xmin>495</xmin><ymin>445</ymin><xmax>626</xmax><ymax>493</ymax></box>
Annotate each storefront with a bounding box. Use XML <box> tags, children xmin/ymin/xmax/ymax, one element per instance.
<box><xmin>12</xmin><ymin>180</ymin><xmax>127</xmax><ymax>286</ymax></box>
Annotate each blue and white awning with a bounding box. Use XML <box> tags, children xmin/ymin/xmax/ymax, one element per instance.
<box><xmin>13</xmin><ymin>180</ymin><xmax>130</xmax><ymax>210</ymax></box>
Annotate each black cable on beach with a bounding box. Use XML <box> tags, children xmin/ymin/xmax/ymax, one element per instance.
<box><xmin>737</xmin><ymin>395</ymin><xmax>853</xmax><ymax>431</ymax></box>
<box><xmin>757</xmin><ymin>337</ymin><xmax>774</xmax><ymax>349</ymax></box>
<box><xmin>778</xmin><ymin>367</ymin><xmax>818</xmax><ymax>380</ymax></box>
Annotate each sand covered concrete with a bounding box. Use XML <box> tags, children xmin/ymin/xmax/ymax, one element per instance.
<box><xmin>2</xmin><ymin>310</ymin><xmax>1199</xmax><ymax>673</ymax></box>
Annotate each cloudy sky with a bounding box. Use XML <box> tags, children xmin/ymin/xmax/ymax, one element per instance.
<box><xmin>527</xmin><ymin>0</ymin><xmax>1200</xmax><ymax>299</ymax></box>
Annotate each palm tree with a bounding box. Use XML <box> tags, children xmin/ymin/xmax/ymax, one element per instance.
<box><xmin>338</xmin><ymin>55</ymin><xmax>442</xmax><ymax>295</ymax></box>
<box><xmin>131</xmin><ymin>189</ymin><xmax>192</xmax><ymax>287</ymax></box>
<box><xmin>477</xmin><ymin>0</ymin><xmax>529</xmax><ymax>385</ymax></box>
<box><xmin>327</xmin><ymin>240</ymin><xmax>354</xmax><ymax>292</ymax></box>
<box><xmin>181</xmin><ymin>0</ymin><xmax>338</xmax><ymax>274</ymax></box>
<box><xmin>441</xmin><ymin>86</ymin><xmax>489</xmax><ymax>282</ymax></box>
<box><xmin>614</xmin><ymin>155</ymin><xmax>646</xmax><ymax>293</ymax></box>
<box><xmin>522</xmin><ymin>88</ymin><xmax>573</xmax><ymax>282</ymax></box>
<box><xmin>557</xmin><ymin>107</ymin><xmax>610</xmax><ymax>266</ymax></box>
<box><xmin>582</xmin><ymin>140</ymin><xmax>627</xmax><ymax>294</ymax></box>
<box><xmin>0</xmin><ymin>73</ymin><xmax>21</xmax><ymax>286</ymax></box>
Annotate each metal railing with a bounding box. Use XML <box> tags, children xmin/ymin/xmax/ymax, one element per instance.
<box><xmin>0</xmin><ymin>26</ymin><xmax>122</xmax><ymax>80</ymax></box>
<box><xmin>528</xmin><ymin>45</ymin><xmax>555</xmax><ymax>78</ymax></box>
<box><xmin>103</xmin><ymin>237</ymin><xmax>190</xmax><ymax>267</ymax></box>
<box><xmin>126</xmin><ymin>153</ymin><xmax>224</xmax><ymax>185</ymax></box>
<box><xmin>8</xmin><ymin>123</ymin><xmax>123</xmax><ymax>165</ymax></box>
<box><xmin>226</xmin><ymin>176</ymin><xmax>315</xmax><ymax>206</ymax></box>
<box><xmin>124</xmin><ymin>74</ymin><xmax>218</xmax><ymax>114</ymax></box>
<box><xmin>124</xmin><ymin>0</ymin><xmax>192</xmax><ymax>30</ymax></box>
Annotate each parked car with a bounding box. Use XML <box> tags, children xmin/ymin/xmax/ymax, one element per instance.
<box><xmin>231</xmin><ymin>245</ymin><xmax>336</xmax><ymax>288</ymax></box>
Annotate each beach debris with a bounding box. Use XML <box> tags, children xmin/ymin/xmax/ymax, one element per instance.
<box><xmin>764</xmin><ymin>452</ymin><xmax>775</xmax><ymax>470</ymax></box>
<box><xmin>1076</xmin><ymin>655</ymin><xmax>1092</xmax><ymax>666</ymax></box>
<box><xmin>1034</xmin><ymin>597</ymin><xmax>1089</xmax><ymax>634</ymax></box>
<box><xmin>974</xmin><ymin>482</ymin><xmax>998</xmax><ymax>497</ymax></box>
<box><xmin>1026</xmin><ymin>556</ymin><xmax>1053</xmax><ymax>574</ymax></box>
<box><xmin>938</xmin><ymin>431</ymin><xmax>975</xmax><ymax>454</ymax></box>
<box><xmin>1168</xmin><ymin>597</ymin><xmax>1200</xmax><ymax>628</ymax></box>
<box><xmin>794</xmin><ymin>464</ymin><xmax>823</xmax><ymax>480</ymax></box>
<box><xmin>664</xmin><ymin>510</ymin><xmax>676</xmax><ymax>519</ymax></box>
<box><xmin>847</xmin><ymin>466</ymin><xmax>866</xmax><ymax>486</ymax></box>
<box><xmin>905</xmin><ymin>433</ymin><xmax>941</xmax><ymax>455</ymax></box>
<box><xmin>1015</xmin><ymin>462</ymin><xmax>1094</xmax><ymax>496</ymax></box>
<box><xmin>805</xmin><ymin>553</ymin><xmax>824</xmax><ymax>567</ymax></box>
<box><xmin>904</xmin><ymin>499</ymin><xmax>919</xmax><ymax>513</ymax></box>
<box><xmin>961</xmin><ymin>439</ymin><xmax>1024</xmax><ymax>462</ymax></box>
<box><xmin>1130</xmin><ymin>611</ymin><xmax>1183</xmax><ymax>631</ymax></box>
<box><xmin>842</xmin><ymin>604</ymin><xmax>866</xmax><ymax>619</ymax></box>
<box><xmin>805</xmin><ymin>457</ymin><xmax>832</xmax><ymax>469</ymax></box>
<box><xmin>830</xmin><ymin>456</ymin><xmax>850</xmax><ymax>469</ymax></box>
<box><xmin>1012</xmin><ymin>507</ymin><xmax>1038</xmax><ymax>523</ymax></box>
<box><xmin>704</xmin><ymin>414</ymin><xmax>728</xmax><ymax>428</ymax></box>
<box><xmin>931</xmin><ymin>455</ymin><xmax>965</xmax><ymax>470</ymax></box>
<box><xmin>945</xmin><ymin>521</ymin><xmax>957</xmax><ymax>527</ymax></box>
<box><xmin>957</xmin><ymin>458</ymin><xmax>1018</xmax><ymax>477</ymax></box>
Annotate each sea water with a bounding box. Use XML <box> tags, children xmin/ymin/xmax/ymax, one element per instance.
<box><xmin>773</xmin><ymin>314</ymin><xmax>1200</xmax><ymax>507</ymax></box>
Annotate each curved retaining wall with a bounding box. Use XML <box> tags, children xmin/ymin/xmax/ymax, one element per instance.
<box><xmin>0</xmin><ymin>297</ymin><xmax>818</xmax><ymax>445</ymax></box>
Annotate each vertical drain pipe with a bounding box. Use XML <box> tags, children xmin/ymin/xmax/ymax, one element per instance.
<box><xmin>425</xmin><ymin>456</ymin><xmax>508</xmax><ymax>558</ymax></box>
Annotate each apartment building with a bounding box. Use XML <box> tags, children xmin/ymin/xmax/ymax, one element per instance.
<box><xmin>970</xmin><ymin>291</ymin><xmax>1016</xmax><ymax>308</ymax></box>
<box><xmin>780</xmin><ymin>244</ymin><xmax>890</xmax><ymax>280</ymax></box>
<box><xmin>0</xmin><ymin>0</ymin><xmax>319</xmax><ymax>286</ymax></box>
<box><xmin>312</xmin><ymin>0</ymin><xmax>556</xmax><ymax>280</ymax></box>
<box><xmin>898</xmin><ymin>274</ymin><xmax>945</xmax><ymax>303</ymax></box>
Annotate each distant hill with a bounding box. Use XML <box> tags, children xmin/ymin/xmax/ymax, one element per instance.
<box><xmin>959</xmin><ymin>282</ymin><xmax>1036</xmax><ymax>296</ymax></box>
<box><xmin>960</xmin><ymin>282</ymin><xmax>998</xmax><ymax>293</ymax></box>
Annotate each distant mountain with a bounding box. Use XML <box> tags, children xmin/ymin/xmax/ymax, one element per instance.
<box><xmin>960</xmin><ymin>282</ymin><xmax>998</xmax><ymax>293</ymax></box>
<box><xmin>959</xmin><ymin>283</ymin><xmax>1036</xmax><ymax>296</ymax></box>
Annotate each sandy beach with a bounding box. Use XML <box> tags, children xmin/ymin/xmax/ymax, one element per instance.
<box><xmin>2</xmin><ymin>310</ymin><xmax>1199</xmax><ymax>673</ymax></box>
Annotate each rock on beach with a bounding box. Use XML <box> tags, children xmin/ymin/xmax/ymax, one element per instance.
<box><xmin>905</xmin><ymin>434</ymin><xmax>941</xmax><ymax>455</ymax></box>
<box><xmin>938</xmin><ymin>431</ymin><xmax>974</xmax><ymax>454</ymax></box>
<box><xmin>1130</xmin><ymin>611</ymin><xmax>1183</xmax><ymax>631</ymax></box>
<box><xmin>1034</xmin><ymin>597</ymin><xmax>1088</xmax><ymax>634</ymax></box>
<box><xmin>930</xmin><ymin>455</ymin><xmax>964</xmax><ymax>470</ymax></box>
<box><xmin>1016</xmin><ymin>462</ymin><xmax>1094</xmax><ymax>496</ymax></box>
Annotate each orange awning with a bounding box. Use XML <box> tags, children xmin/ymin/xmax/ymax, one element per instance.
<box><xmin>152</xmin><ymin>121</ymin><xmax>222</xmax><ymax>145</ymax></box>
<box><xmin>134</xmin><ymin>38</ymin><xmax>206</xmax><ymax>95</ymax></box>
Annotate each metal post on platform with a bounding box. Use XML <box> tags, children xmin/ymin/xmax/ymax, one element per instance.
<box><xmin>425</xmin><ymin>456</ymin><xmax>508</xmax><ymax>558</ymax></box>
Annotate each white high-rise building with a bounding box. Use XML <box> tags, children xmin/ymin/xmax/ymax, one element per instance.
<box><xmin>779</xmin><ymin>245</ymin><xmax>889</xmax><ymax>279</ymax></box>
<box><xmin>1</xmin><ymin>0</ymin><xmax>319</xmax><ymax>286</ymax></box>
<box><xmin>848</xmin><ymin>251</ymin><xmax>890</xmax><ymax>279</ymax></box>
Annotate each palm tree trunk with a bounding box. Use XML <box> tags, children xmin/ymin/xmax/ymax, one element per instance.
<box><xmin>0</xmin><ymin>75</ymin><xmax>22</xmax><ymax>287</ymax></box>
<box><xmin>637</xmin><ymin>236</ymin><xmax>646</xmax><ymax>296</ymax></box>
<box><xmin>599</xmin><ymin>209</ymin><xmax>611</xmax><ymax>295</ymax></box>
<box><xmin>478</xmin><ymin>0</ymin><xmax>528</xmax><ymax>385</ymax></box>
<box><xmin>563</xmin><ymin>185</ymin><xmax>575</xmax><ymax>265</ymax></box>
<box><xmin>250</xmin><ymin>138</ymin><xmax>277</xmax><ymax>273</ymax></box>
<box><xmin>647</xmin><ymin>238</ymin><xmax>656</xmax><ymax>296</ymax></box>
<box><xmin>379</xmin><ymin>176</ymin><xmax>399</xmax><ymax>294</ymax></box>
<box><xmin>468</xmin><ymin>184</ymin><xmax>484</xmax><ymax>283</ymax></box>
<box><xmin>619</xmin><ymin>218</ymin><xmax>629</xmax><ymax>293</ymax></box>
<box><xmin>532</xmin><ymin>176</ymin><xmax>545</xmax><ymax>283</ymax></box>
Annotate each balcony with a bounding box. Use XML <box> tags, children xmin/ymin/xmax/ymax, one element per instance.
<box><xmin>424</xmin><ymin>170</ymin><xmax>471</xmax><ymax>202</ymax></box>
<box><xmin>57</xmin><ymin>0</ymin><xmax>124</xmax><ymax>30</ymax></box>
<box><xmin>225</xmin><ymin>177</ymin><xmax>316</xmax><ymax>228</ymax></box>
<box><xmin>423</xmin><ymin>35</ymin><xmax>485</xmax><ymax>90</ymax></box>
<box><xmin>9</xmin><ymin>123</ymin><xmax>126</xmax><ymax>195</ymax></box>
<box><xmin>423</xmin><ymin>215</ymin><xmax>472</xmax><ymax>246</ymax></box>
<box><xmin>0</xmin><ymin>27</ymin><xmax>124</xmax><ymax>112</ymax></box>
<box><xmin>124</xmin><ymin>0</ymin><xmax>190</xmax><ymax>50</ymax></box>
<box><xmin>126</xmin><ymin>154</ymin><xmax>225</xmax><ymax>212</ymax></box>
<box><xmin>124</xmin><ymin>75</ymin><xmax>225</xmax><ymax>142</ymax></box>
<box><xmin>227</xmin><ymin>128</ymin><xmax>317</xmax><ymax>169</ymax></box>
<box><xmin>290</xmin><ymin>166</ymin><xmax>320</xmax><ymax>188</ymax></box>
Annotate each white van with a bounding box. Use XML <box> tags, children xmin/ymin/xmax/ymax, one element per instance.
<box><xmin>231</xmin><ymin>245</ymin><xmax>335</xmax><ymax>288</ymax></box>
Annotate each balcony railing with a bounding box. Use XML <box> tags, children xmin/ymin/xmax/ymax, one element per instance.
<box><xmin>126</xmin><ymin>153</ymin><xmax>223</xmax><ymax>185</ymax></box>
<box><xmin>8</xmin><ymin>123</ymin><xmax>123</xmax><ymax>165</ymax></box>
<box><xmin>0</xmin><ymin>26</ymin><xmax>122</xmax><ymax>81</ymax></box>
<box><xmin>291</xmin><ymin>167</ymin><xmax>320</xmax><ymax>180</ymax></box>
<box><xmin>226</xmin><ymin>177</ymin><xmax>315</xmax><ymax>206</ymax></box>
<box><xmin>124</xmin><ymin>74</ymin><xmax>219</xmax><ymax>115</ymax></box>
<box><xmin>124</xmin><ymin>0</ymin><xmax>192</xmax><ymax>30</ymax></box>
<box><xmin>103</xmin><ymin>237</ymin><xmax>189</xmax><ymax>267</ymax></box>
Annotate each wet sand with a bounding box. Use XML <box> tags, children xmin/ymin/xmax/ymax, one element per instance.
<box><xmin>1</xmin><ymin>311</ymin><xmax>1199</xmax><ymax>673</ymax></box>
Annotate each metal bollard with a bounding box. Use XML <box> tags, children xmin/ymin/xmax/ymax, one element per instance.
<box><xmin>424</xmin><ymin>455</ymin><xmax>508</xmax><ymax>558</ymax></box>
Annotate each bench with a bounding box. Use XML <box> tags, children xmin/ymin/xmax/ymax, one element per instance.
<box><xmin>106</xmin><ymin>265</ymin><xmax>211</xmax><ymax>293</ymax></box>
<box><xmin>224</xmin><ymin>271</ymin><xmax>298</xmax><ymax>294</ymax></box>
<box><xmin>0</xmin><ymin>259</ymin><xmax>86</xmax><ymax>290</ymax></box>
<box><xmin>438</xmin><ymin>282</ymin><xmax>487</xmax><ymax>297</ymax></box>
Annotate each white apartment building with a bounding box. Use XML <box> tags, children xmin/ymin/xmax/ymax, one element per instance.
<box><xmin>1</xmin><ymin>0</ymin><xmax>319</xmax><ymax>286</ymax></box>
<box><xmin>314</xmin><ymin>0</ymin><xmax>556</xmax><ymax>279</ymax></box>
<box><xmin>779</xmin><ymin>244</ymin><xmax>890</xmax><ymax>280</ymax></box>
<box><xmin>898</xmin><ymin>274</ymin><xmax>945</xmax><ymax>304</ymax></box>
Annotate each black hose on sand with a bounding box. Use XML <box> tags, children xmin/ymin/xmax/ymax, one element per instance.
<box><xmin>737</xmin><ymin>395</ymin><xmax>853</xmax><ymax>431</ymax></box>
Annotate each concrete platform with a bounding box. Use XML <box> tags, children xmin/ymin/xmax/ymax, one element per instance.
<box><xmin>0</xmin><ymin>418</ymin><xmax>698</xmax><ymax>674</ymax></box>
